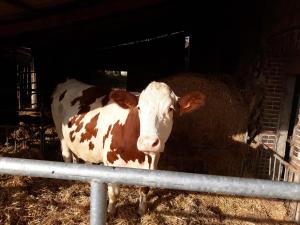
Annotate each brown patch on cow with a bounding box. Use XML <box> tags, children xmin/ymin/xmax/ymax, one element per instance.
<box><xmin>68</xmin><ymin>114</ymin><xmax>86</xmax><ymax>133</ymax></box>
<box><xmin>75</xmin><ymin>121</ymin><xmax>84</xmax><ymax>132</ymax></box>
<box><xmin>68</xmin><ymin>114</ymin><xmax>87</xmax><ymax>142</ymax></box>
<box><xmin>74</xmin><ymin>114</ymin><xmax>86</xmax><ymax>132</ymax></box>
<box><xmin>80</xmin><ymin>113</ymin><xmax>100</xmax><ymax>142</ymax></box>
<box><xmin>103</xmin><ymin>125</ymin><xmax>112</xmax><ymax>148</ymax></box>
<box><xmin>107</xmin><ymin>108</ymin><xmax>152</xmax><ymax>165</ymax></box>
<box><xmin>89</xmin><ymin>141</ymin><xmax>95</xmax><ymax>150</ymax></box>
<box><xmin>59</xmin><ymin>90</ymin><xmax>67</xmax><ymax>101</ymax></box>
<box><xmin>68</xmin><ymin>116</ymin><xmax>77</xmax><ymax>128</ymax></box>
<box><xmin>70</xmin><ymin>86</ymin><xmax>108</xmax><ymax>114</ymax></box>
<box><xmin>109</xmin><ymin>89</ymin><xmax>138</xmax><ymax>109</ymax></box>
<box><xmin>69</xmin><ymin>130</ymin><xmax>75</xmax><ymax>142</ymax></box>
<box><xmin>107</xmin><ymin>149</ymin><xmax>119</xmax><ymax>163</ymax></box>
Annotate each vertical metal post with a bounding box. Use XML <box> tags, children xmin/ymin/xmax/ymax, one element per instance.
<box><xmin>90</xmin><ymin>180</ymin><xmax>107</xmax><ymax>225</ymax></box>
<box><xmin>268</xmin><ymin>155</ymin><xmax>272</xmax><ymax>177</ymax></box>
<box><xmin>278</xmin><ymin>162</ymin><xmax>282</xmax><ymax>181</ymax></box>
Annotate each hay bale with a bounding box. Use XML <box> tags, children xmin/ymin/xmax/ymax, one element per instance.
<box><xmin>159</xmin><ymin>73</ymin><xmax>250</xmax><ymax>175</ymax></box>
<box><xmin>162</xmin><ymin>73</ymin><xmax>248</xmax><ymax>148</ymax></box>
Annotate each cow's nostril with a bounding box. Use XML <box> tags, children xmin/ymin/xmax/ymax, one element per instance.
<box><xmin>152</xmin><ymin>139</ymin><xmax>159</xmax><ymax>147</ymax></box>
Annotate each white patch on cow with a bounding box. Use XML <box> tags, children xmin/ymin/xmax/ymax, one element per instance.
<box><xmin>137</xmin><ymin>81</ymin><xmax>178</xmax><ymax>152</ymax></box>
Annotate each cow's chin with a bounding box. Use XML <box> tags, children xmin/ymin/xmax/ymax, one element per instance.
<box><xmin>137</xmin><ymin>148</ymin><xmax>164</xmax><ymax>153</ymax></box>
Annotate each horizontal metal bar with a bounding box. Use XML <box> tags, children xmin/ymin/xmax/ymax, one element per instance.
<box><xmin>1</xmin><ymin>157</ymin><xmax>300</xmax><ymax>201</ymax></box>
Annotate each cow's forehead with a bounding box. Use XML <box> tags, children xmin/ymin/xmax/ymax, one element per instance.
<box><xmin>139</xmin><ymin>81</ymin><xmax>177</xmax><ymax>106</ymax></box>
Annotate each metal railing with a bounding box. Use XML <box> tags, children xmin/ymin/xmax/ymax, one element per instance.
<box><xmin>1</xmin><ymin>157</ymin><xmax>300</xmax><ymax>224</ymax></box>
<box><xmin>269</xmin><ymin>154</ymin><xmax>300</xmax><ymax>182</ymax></box>
<box><xmin>267</xmin><ymin>152</ymin><xmax>300</xmax><ymax>221</ymax></box>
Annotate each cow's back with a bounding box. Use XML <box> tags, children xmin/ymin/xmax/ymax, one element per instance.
<box><xmin>51</xmin><ymin>79</ymin><xmax>133</xmax><ymax>164</ymax></box>
<box><xmin>51</xmin><ymin>79</ymin><xmax>93</xmax><ymax>139</ymax></box>
<box><xmin>51</xmin><ymin>79</ymin><xmax>104</xmax><ymax>163</ymax></box>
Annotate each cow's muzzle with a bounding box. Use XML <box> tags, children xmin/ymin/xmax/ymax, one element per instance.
<box><xmin>137</xmin><ymin>135</ymin><xmax>162</xmax><ymax>152</ymax></box>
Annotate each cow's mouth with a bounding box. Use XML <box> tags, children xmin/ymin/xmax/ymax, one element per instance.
<box><xmin>137</xmin><ymin>136</ymin><xmax>162</xmax><ymax>152</ymax></box>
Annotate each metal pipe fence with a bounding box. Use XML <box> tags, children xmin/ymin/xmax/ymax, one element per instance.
<box><xmin>1</xmin><ymin>157</ymin><xmax>300</xmax><ymax>225</ymax></box>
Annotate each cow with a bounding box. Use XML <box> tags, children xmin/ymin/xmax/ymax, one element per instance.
<box><xmin>51</xmin><ymin>78</ymin><xmax>205</xmax><ymax>215</ymax></box>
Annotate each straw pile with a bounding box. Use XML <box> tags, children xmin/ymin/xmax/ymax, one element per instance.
<box><xmin>0</xmin><ymin>133</ymin><xmax>295</xmax><ymax>224</ymax></box>
<box><xmin>0</xmin><ymin>175</ymin><xmax>294</xmax><ymax>225</ymax></box>
<box><xmin>159</xmin><ymin>73</ymin><xmax>252</xmax><ymax>176</ymax></box>
<box><xmin>0</xmin><ymin>168</ymin><xmax>295</xmax><ymax>224</ymax></box>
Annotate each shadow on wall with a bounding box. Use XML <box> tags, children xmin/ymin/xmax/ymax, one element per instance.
<box><xmin>158</xmin><ymin>73</ymin><xmax>261</xmax><ymax>177</ymax></box>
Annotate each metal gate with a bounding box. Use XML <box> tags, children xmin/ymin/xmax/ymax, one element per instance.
<box><xmin>1</xmin><ymin>157</ymin><xmax>300</xmax><ymax>225</ymax></box>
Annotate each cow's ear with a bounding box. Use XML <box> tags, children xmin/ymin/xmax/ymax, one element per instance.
<box><xmin>177</xmin><ymin>91</ymin><xmax>205</xmax><ymax>115</ymax></box>
<box><xmin>109</xmin><ymin>89</ymin><xmax>138</xmax><ymax>109</ymax></box>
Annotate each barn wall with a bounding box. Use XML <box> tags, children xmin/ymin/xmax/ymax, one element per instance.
<box><xmin>256</xmin><ymin>0</ymin><xmax>300</xmax><ymax>176</ymax></box>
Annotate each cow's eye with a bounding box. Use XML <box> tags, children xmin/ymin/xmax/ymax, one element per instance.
<box><xmin>137</xmin><ymin>106</ymin><xmax>140</xmax><ymax>111</ymax></box>
<box><xmin>168</xmin><ymin>106</ymin><xmax>175</xmax><ymax>112</ymax></box>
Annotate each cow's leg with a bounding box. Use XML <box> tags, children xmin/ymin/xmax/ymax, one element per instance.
<box><xmin>137</xmin><ymin>153</ymin><xmax>159</xmax><ymax>215</ymax></box>
<box><xmin>60</xmin><ymin>139</ymin><xmax>72</xmax><ymax>163</ymax></box>
<box><xmin>72</xmin><ymin>153</ymin><xmax>79</xmax><ymax>163</ymax></box>
<box><xmin>107</xmin><ymin>183</ymin><xmax>120</xmax><ymax>215</ymax></box>
<box><xmin>138</xmin><ymin>186</ymin><xmax>149</xmax><ymax>215</ymax></box>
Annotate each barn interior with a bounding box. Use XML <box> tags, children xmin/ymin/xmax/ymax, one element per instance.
<box><xmin>0</xmin><ymin>0</ymin><xmax>262</xmax><ymax>158</ymax></box>
<box><xmin>1</xmin><ymin>0</ymin><xmax>300</xmax><ymax>224</ymax></box>
<box><xmin>0</xmin><ymin>0</ymin><xmax>262</xmax><ymax>116</ymax></box>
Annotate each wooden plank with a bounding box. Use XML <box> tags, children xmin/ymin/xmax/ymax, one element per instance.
<box><xmin>0</xmin><ymin>0</ymin><xmax>166</xmax><ymax>37</ymax></box>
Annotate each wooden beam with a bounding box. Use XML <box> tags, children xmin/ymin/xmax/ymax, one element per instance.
<box><xmin>0</xmin><ymin>0</ymin><xmax>167</xmax><ymax>38</ymax></box>
<box><xmin>2</xmin><ymin>0</ymin><xmax>36</xmax><ymax>13</ymax></box>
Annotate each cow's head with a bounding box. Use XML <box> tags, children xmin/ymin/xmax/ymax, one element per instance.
<box><xmin>110</xmin><ymin>81</ymin><xmax>205</xmax><ymax>153</ymax></box>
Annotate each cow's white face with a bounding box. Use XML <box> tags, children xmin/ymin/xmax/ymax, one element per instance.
<box><xmin>136</xmin><ymin>82</ymin><xmax>178</xmax><ymax>152</ymax></box>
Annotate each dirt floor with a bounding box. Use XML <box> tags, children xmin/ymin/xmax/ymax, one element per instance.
<box><xmin>0</xmin><ymin>145</ymin><xmax>297</xmax><ymax>225</ymax></box>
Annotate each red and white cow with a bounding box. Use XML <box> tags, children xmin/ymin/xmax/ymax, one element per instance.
<box><xmin>51</xmin><ymin>78</ymin><xmax>205</xmax><ymax>215</ymax></box>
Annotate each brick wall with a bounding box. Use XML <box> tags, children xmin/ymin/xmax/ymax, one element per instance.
<box><xmin>260</xmin><ymin>57</ymin><xmax>285</xmax><ymax>149</ymax></box>
<box><xmin>257</xmin><ymin>57</ymin><xmax>286</xmax><ymax>178</ymax></box>
<box><xmin>253</xmin><ymin>23</ymin><xmax>300</xmax><ymax>178</ymax></box>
